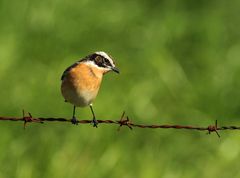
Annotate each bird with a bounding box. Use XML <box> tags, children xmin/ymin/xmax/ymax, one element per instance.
<box><xmin>61</xmin><ymin>51</ymin><xmax>119</xmax><ymax>127</ymax></box>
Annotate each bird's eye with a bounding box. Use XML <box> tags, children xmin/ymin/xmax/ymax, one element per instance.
<box><xmin>95</xmin><ymin>56</ymin><xmax>103</xmax><ymax>63</ymax></box>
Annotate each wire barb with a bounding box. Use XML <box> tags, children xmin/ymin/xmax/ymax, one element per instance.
<box><xmin>22</xmin><ymin>110</ymin><xmax>44</xmax><ymax>129</ymax></box>
<box><xmin>118</xmin><ymin>111</ymin><xmax>133</xmax><ymax>131</ymax></box>
<box><xmin>207</xmin><ymin>120</ymin><xmax>220</xmax><ymax>138</ymax></box>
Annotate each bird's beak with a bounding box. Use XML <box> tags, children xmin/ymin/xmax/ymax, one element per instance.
<box><xmin>111</xmin><ymin>66</ymin><xmax>120</xmax><ymax>74</ymax></box>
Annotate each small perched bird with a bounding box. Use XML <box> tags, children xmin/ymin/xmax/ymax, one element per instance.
<box><xmin>61</xmin><ymin>51</ymin><xmax>119</xmax><ymax>127</ymax></box>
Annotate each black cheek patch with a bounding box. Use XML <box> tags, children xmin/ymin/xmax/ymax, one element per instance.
<box><xmin>102</xmin><ymin>58</ymin><xmax>113</xmax><ymax>68</ymax></box>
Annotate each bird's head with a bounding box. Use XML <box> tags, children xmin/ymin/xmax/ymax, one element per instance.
<box><xmin>83</xmin><ymin>51</ymin><xmax>120</xmax><ymax>74</ymax></box>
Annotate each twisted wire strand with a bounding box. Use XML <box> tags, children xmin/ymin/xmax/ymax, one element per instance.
<box><xmin>1</xmin><ymin>111</ymin><xmax>240</xmax><ymax>137</ymax></box>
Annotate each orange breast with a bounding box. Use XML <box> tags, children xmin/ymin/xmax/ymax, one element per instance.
<box><xmin>61</xmin><ymin>63</ymin><xmax>103</xmax><ymax>107</ymax></box>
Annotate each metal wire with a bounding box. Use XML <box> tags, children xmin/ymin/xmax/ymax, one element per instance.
<box><xmin>1</xmin><ymin>110</ymin><xmax>240</xmax><ymax>138</ymax></box>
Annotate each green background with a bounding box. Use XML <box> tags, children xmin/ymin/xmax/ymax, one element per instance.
<box><xmin>1</xmin><ymin>0</ymin><xmax>240</xmax><ymax>177</ymax></box>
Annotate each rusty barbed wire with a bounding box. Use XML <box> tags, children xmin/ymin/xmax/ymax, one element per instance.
<box><xmin>1</xmin><ymin>110</ymin><xmax>240</xmax><ymax>138</ymax></box>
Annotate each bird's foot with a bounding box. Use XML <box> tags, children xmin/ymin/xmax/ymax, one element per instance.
<box><xmin>92</xmin><ymin>118</ymin><xmax>98</xmax><ymax>128</ymax></box>
<box><xmin>71</xmin><ymin>116</ymin><xmax>78</xmax><ymax>125</ymax></box>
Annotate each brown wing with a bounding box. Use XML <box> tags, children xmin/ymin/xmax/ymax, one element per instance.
<box><xmin>61</xmin><ymin>61</ymin><xmax>80</xmax><ymax>80</ymax></box>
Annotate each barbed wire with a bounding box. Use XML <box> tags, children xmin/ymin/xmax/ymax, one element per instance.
<box><xmin>1</xmin><ymin>110</ymin><xmax>240</xmax><ymax>138</ymax></box>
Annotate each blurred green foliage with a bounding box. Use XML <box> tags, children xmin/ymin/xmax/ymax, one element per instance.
<box><xmin>1</xmin><ymin>0</ymin><xmax>240</xmax><ymax>177</ymax></box>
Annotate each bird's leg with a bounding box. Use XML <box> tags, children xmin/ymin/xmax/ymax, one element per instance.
<box><xmin>90</xmin><ymin>104</ymin><xmax>98</xmax><ymax>128</ymax></box>
<box><xmin>71</xmin><ymin>105</ymin><xmax>78</xmax><ymax>125</ymax></box>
